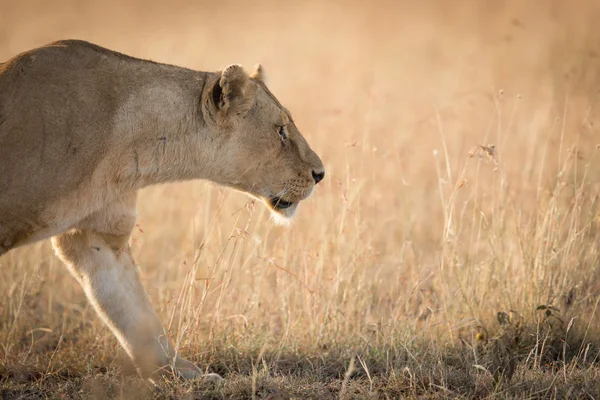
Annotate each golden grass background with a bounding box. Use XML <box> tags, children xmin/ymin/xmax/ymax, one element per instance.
<box><xmin>1</xmin><ymin>0</ymin><xmax>600</xmax><ymax>398</ymax></box>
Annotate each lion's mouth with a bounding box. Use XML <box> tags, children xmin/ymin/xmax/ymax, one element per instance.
<box><xmin>269</xmin><ymin>196</ymin><xmax>295</xmax><ymax>210</ymax></box>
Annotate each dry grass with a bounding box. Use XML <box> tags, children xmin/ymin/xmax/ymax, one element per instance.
<box><xmin>2</xmin><ymin>0</ymin><xmax>600</xmax><ymax>398</ymax></box>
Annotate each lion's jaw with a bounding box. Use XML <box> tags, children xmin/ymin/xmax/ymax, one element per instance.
<box><xmin>266</xmin><ymin>185</ymin><xmax>315</xmax><ymax>222</ymax></box>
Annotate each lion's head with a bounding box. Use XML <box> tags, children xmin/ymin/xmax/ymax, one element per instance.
<box><xmin>201</xmin><ymin>64</ymin><xmax>324</xmax><ymax>221</ymax></box>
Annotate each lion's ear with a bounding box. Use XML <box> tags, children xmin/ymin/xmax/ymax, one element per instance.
<box><xmin>212</xmin><ymin>64</ymin><xmax>254</xmax><ymax>120</ymax></box>
<box><xmin>250</xmin><ymin>63</ymin><xmax>265</xmax><ymax>82</ymax></box>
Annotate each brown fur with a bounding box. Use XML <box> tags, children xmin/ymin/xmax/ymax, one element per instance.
<box><xmin>0</xmin><ymin>40</ymin><xmax>324</xmax><ymax>378</ymax></box>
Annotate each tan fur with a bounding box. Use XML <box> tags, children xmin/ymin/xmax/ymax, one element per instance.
<box><xmin>0</xmin><ymin>40</ymin><xmax>324</xmax><ymax>379</ymax></box>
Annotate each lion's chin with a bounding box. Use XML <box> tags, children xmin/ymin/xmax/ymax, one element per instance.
<box><xmin>268</xmin><ymin>201</ymin><xmax>298</xmax><ymax>226</ymax></box>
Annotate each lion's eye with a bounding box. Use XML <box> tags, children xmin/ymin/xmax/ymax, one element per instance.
<box><xmin>278</xmin><ymin>126</ymin><xmax>287</xmax><ymax>142</ymax></box>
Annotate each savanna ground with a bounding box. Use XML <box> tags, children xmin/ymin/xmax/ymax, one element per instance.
<box><xmin>2</xmin><ymin>0</ymin><xmax>600</xmax><ymax>398</ymax></box>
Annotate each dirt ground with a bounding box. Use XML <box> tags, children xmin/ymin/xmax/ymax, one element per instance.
<box><xmin>1</xmin><ymin>0</ymin><xmax>600</xmax><ymax>398</ymax></box>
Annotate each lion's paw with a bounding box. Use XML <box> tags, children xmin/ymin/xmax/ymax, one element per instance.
<box><xmin>171</xmin><ymin>357</ymin><xmax>223</xmax><ymax>381</ymax></box>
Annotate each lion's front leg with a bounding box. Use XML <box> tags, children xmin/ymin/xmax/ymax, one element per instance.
<box><xmin>51</xmin><ymin>199</ymin><xmax>204</xmax><ymax>379</ymax></box>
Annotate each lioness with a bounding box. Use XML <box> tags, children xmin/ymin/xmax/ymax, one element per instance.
<box><xmin>0</xmin><ymin>40</ymin><xmax>324</xmax><ymax>379</ymax></box>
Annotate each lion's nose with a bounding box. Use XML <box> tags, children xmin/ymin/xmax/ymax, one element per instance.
<box><xmin>312</xmin><ymin>169</ymin><xmax>325</xmax><ymax>184</ymax></box>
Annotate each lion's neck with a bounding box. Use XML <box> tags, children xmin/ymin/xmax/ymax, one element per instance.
<box><xmin>111</xmin><ymin>69</ymin><xmax>220</xmax><ymax>189</ymax></box>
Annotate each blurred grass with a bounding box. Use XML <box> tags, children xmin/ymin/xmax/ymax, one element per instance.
<box><xmin>1</xmin><ymin>0</ymin><xmax>600</xmax><ymax>398</ymax></box>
